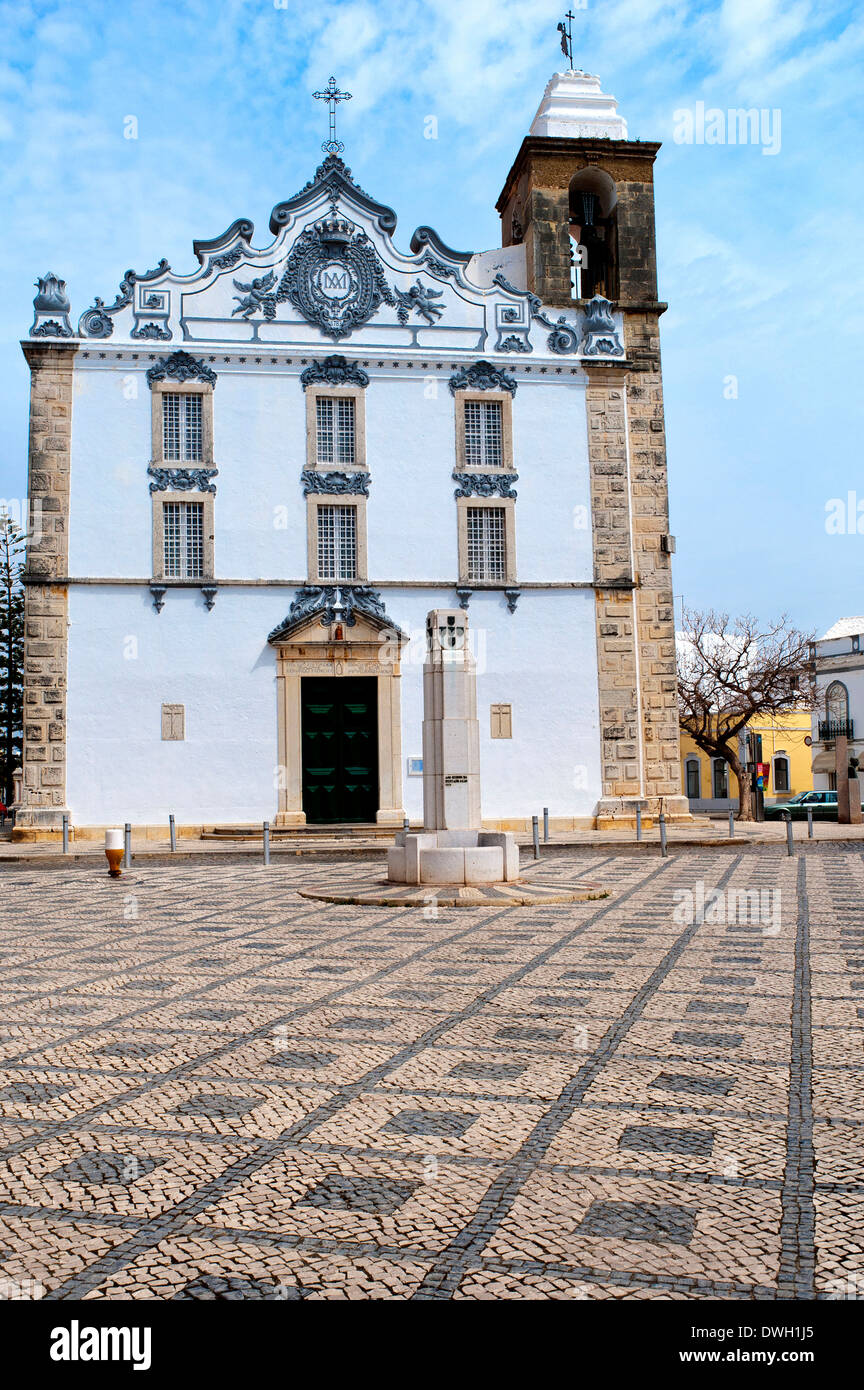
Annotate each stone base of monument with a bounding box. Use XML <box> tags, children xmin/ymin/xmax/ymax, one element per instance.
<box><xmin>298</xmin><ymin>876</ymin><xmax>609</xmax><ymax>908</ymax></box>
<box><xmin>387</xmin><ymin>830</ymin><xmax>519</xmax><ymax>886</ymax></box>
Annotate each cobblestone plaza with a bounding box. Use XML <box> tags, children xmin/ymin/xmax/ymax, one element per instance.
<box><xmin>0</xmin><ymin>848</ymin><xmax>861</xmax><ymax>1301</ymax></box>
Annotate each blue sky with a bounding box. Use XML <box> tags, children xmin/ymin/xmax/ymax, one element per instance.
<box><xmin>1</xmin><ymin>0</ymin><xmax>862</xmax><ymax>635</ymax></box>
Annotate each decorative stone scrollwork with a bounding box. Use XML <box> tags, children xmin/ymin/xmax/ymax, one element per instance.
<box><xmin>448</xmin><ymin>360</ymin><xmax>518</xmax><ymax>396</ymax></box>
<box><xmin>149</xmin><ymin>586</ymin><xmax>167</xmax><ymax>614</ymax></box>
<box><xmin>268</xmin><ymin>584</ymin><xmax>396</xmax><ymax>642</ymax></box>
<box><xmin>78</xmin><ymin>298</ymin><xmax>114</xmax><ymax>338</ymax></box>
<box><xmin>131</xmin><ymin>322</ymin><xmax>172</xmax><ymax>341</ymax></box>
<box><xmin>452</xmin><ymin>472</ymin><xmax>518</xmax><ymax>499</ymax></box>
<box><xmin>493</xmin><ymin>272</ymin><xmax>542</xmax><ymax>316</ymax></box>
<box><xmin>422</xmin><ymin>256</ymin><xmax>460</xmax><ymax>281</ymax></box>
<box><xmin>533</xmin><ymin>312</ymin><xmax>580</xmax><ymax>354</ymax></box>
<box><xmin>299</xmin><ymin>355</ymin><xmax>370</xmax><ymax>390</ymax></box>
<box><xmin>455</xmin><ymin>587</ymin><xmax>472</xmax><ymax>610</ymax></box>
<box><xmin>504</xmin><ymin>588</ymin><xmax>521</xmax><ymax>614</ymax></box>
<box><xmin>147</xmin><ymin>468</ymin><xmax>218</xmax><ymax>494</ymax></box>
<box><xmin>107</xmin><ymin>260</ymin><xmax>171</xmax><ymax>313</ymax></box>
<box><xmin>31</xmin><ymin>320</ymin><xmax>73</xmax><ymax>338</ymax></box>
<box><xmin>201</xmin><ymin>586</ymin><xmax>218</xmax><ymax>611</ymax></box>
<box><xmin>210</xmin><ymin>247</ymin><xmax>244</xmax><ymax>271</ymax></box>
<box><xmin>30</xmin><ymin>273</ymin><xmax>74</xmax><ymax>337</ymax></box>
<box><xmin>498</xmin><ymin>335</ymin><xmax>532</xmax><ymax>353</ymax></box>
<box><xmin>301</xmin><ymin>469</ymin><xmax>370</xmax><ymax>496</ymax></box>
<box><xmin>146</xmin><ymin>351</ymin><xmax>218</xmax><ymax>388</ymax></box>
<box><xmin>579</xmin><ymin>295</ymin><xmax>625</xmax><ymax>356</ymax></box>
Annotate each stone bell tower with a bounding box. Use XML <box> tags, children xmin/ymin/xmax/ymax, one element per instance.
<box><xmin>497</xmin><ymin>69</ymin><xmax>689</xmax><ymax>823</ymax></box>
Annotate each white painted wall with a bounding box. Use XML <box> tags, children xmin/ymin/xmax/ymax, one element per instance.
<box><xmin>62</xmin><ymin>168</ymin><xmax>611</xmax><ymax>826</ymax></box>
<box><xmin>65</xmin><ymin>584</ymin><xmax>601</xmax><ymax>825</ymax></box>
<box><xmin>69</xmin><ymin>363</ymin><xmax>593</xmax><ymax>585</ymax></box>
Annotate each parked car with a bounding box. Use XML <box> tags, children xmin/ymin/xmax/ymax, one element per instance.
<box><xmin>764</xmin><ymin>791</ymin><xmax>855</xmax><ymax>821</ymax></box>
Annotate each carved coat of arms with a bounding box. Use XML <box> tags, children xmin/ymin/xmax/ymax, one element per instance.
<box><xmin>274</xmin><ymin>214</ymin><xmax>395</xmax><ymax>339</ymax></box>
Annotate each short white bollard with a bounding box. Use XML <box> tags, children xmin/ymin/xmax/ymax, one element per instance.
<box><xmin>105</xmin><ymin>828</ymin><xmax>123</xmax><ymax>879</ymax></box>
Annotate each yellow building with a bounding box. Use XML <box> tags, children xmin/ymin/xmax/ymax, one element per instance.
<box><xmin>680</xmin><ymin>709</ymin><xmax>814</xmax><ymax>810</ymax></box>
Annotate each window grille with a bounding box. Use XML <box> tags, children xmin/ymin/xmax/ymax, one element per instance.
<box><xmin>466</xmin><ymin>506</ymin><xmax>506</xmax><ymax>582</ymax></box>
<box><xmin>163</xmin><ymin>393</ymin><xmax>203</xmax><ymax>462</ymax></box>
<box><xmin>316</xmin><ymin>396</ymin><xmax>355</xmax><ymax>466</ymax></box>
<box><xmin>163</xmin><ymin>501</ymin><xmax>204</xmax><ymax>579</ymax></box>
<box><xmin>317</xmin><ymin>504</ymin><xmax>357</xmax><ymax>581</ymax></box>
<box><xmin>464</xmin><ymin>400</ymin><xmax>503</xmax><ymax>469</ymax></box>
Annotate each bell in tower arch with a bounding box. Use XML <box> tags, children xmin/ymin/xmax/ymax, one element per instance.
<box><xmin>568</xmin><ymin>169</ymin><xmax>618</xmax><ymax>302</ymax></box>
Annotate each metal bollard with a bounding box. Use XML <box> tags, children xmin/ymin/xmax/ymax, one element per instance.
<box><xmin>123</xmin><ymin>823</ymin><xmax>131</xmax><ymax>869</ymax></box>
<box><xmin>403</xmin><ymin>816</ymin><xmax>409</xmax><ymax>831</ymax></box>
<box><xmin>62</xmin><ymin>813</ymin><xmax>69</xmax><ymax>855</ymax></box>
<box><xmin>807</xmin><ymin>809</ymin><xmax>813</xmax><ymax>840</ymax></box>
<box><xmin>543</xmin><ymin>806</ymin><xmax>549</xmax><ymax>842</ymax></box>
<box><xmin>784</xmin><ymin>811</ymin><xmax>794</xmax><ymax>857</ymax></box>
<box><xmin>659</xmin><ymin>811</ymin><xmax>668</xmax><ymax>858</ymax></box>
<box><xmin>169</xmin><ymin>814</ymin><xmax>176</xmax><ymax>852</ymax></box>
<box><xmin>532</xmin><ymin>815</ymin><xmax>540</xmax><ymax>860</ymax></box>
<box><xmin>263</xmin><ymin>820</ymin><xmax>270</xmax><ymax>867</ymax></box>
<box><xmin>636</xmin><ymin>805</ymin><xmax>642</xmax><ymax>841</ymax></box>
<box><xmin>728</xmin><ymin>810</ymin><xmax>735</xmax><ymax>839</ymax></box>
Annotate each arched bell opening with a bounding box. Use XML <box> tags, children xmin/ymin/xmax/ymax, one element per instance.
<box><xmin>568</xmin><ymin>167</ymin><xmax>619</xmax><ymax>302</ymax></box>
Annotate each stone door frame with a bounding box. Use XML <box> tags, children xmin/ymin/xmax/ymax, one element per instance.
<box><xmin>272</xmin><ymin>618</ymin><xmax>406</xmax><ymax>828</ymax></box>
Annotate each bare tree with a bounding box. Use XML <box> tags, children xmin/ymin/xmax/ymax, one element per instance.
<box><xmin>677</xmin><ymin>609</ymin><xmax>814</xmax><ymax>821</ymax></box>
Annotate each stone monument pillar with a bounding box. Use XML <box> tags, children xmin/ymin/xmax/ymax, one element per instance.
<box><xmin>387</xmin><ymin>609</ymin><xmax>519</xmax><ymax>886</ymax></box>
<box><xmin>422</xmin><ymin>609</ymin><xmax>481</xmax><ymax>831</ymax></box>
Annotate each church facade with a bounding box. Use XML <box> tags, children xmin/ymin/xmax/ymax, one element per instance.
<box><xmin>14</xmin><ymin>69</ymin><xmax>688</xmax><ymax>839</ymax></box>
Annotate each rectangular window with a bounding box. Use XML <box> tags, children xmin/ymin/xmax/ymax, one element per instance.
<box><xmin>163</xmin><ymin>501</ymin><xmax>204</xmax><ymax>579</ymax></box>
<box><xmin>464</xmin><ymin>399</ymin><xmax>503</xmax><ymax>469</ymax></box>
<box><xmin>712</xmin><ymin>760</ymin><xmax>728</xmax><ymax>799</ymax></box>
<box><xmin>316</xmin><ymin>396</ymin><xmax>355</xmax><ymax>466</ymax></box>
<box><xmin>317</xmin><ymin>504</ymin><xmax>357</xmax><ymax>581</ymax></box>
<box><xmin>467</xmin><ymin>506</ymin><xmax>506</xmax><ymax>582</ymax></box>
<box><xmin>163</xmin><ymin>393</ymin><xmax>203</xmax><ymax>462</ymax></box>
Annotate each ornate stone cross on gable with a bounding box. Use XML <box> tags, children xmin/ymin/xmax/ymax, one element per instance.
<box><xmin>313</xmin><ymin>76</ymin><xmax>352</xmax><ymax>154</ymax></box>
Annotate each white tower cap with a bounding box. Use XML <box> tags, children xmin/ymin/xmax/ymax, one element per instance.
<box><xmin>529</xmin><ymin>71</ymin><xmax>628</xmax><ymax>141</ymax></box>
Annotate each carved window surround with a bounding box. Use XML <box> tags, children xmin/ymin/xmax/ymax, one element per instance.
<box><xmin>454</xmin><ymin>391</ymin><xmax>514</xmax><ymax>475</ymax></box>
<box><xmin>305</xmin><ymin>384</ymin><xmax>367</xmax><ymax>472</ymax></box>
<box><xmin>150</xmin><ymin>380</ymin><xmax>215</xmax><ymax>471</ymax></box>
<box><xmin>456</xmin><ymin>496</ymin><xmax>517</xmax><ymax>586</ymax></box>
<box><xmin>306</xmin><ymin>494</ymin><xmax>368</xmax><ymax>584</ymax></box>
<box><xmin>151</xmin><ymin>490</ymin><xmax>215</xmax><ymax>582</ymax></box>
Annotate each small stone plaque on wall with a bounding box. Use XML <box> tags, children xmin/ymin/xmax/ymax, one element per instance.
<box><xmin>161</xmin><ymin>704</ymin><xmax>185</xmax><ymax>741</ymax></box>
<box><xmin>491</xmin><ymin>703</ymin><xmax>512</xmax><ymax>739</ymax></box>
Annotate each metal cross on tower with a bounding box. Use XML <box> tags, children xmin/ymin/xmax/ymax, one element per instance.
<box><xmin>313</xmin><ymin>76</ymin><xmax>352</xmax><ymax>155</ymax></box>
<box><xmin>557</xmin><ymin>11</ymin><xmax>576</xmax><ymax>68</ymax></box>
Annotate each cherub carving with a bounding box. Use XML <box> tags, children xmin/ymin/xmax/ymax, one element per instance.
<box><xmin>231</xmin><ymin>269</ymin><xmax>277</xmax><ymax>319</ymax></box>
<box><xmin>395</xmin><ymin>278</ymin><xmax>444</xmax><ymax>325</ymax></box>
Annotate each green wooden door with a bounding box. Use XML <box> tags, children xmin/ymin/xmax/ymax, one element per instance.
<box><xmin>301</xmin><ymin>677</ymin><xmax>379</xmax><ymax>824</ymax></box>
